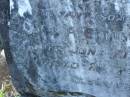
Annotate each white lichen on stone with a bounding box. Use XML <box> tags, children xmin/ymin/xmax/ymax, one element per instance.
<box><xmin>127</xmin><ymin>3</ymin><xmax>130</xmax><ymax>15</ymax></box>
<box><xmin>18</xmin><ymin>0</ymin><xmax>32</xmax><ymax>17</ymax></box>
<box><xmin>8</xmin><ymin>21</ymin><xmax>10</xmax><ymax>26</ymax></box>
<box><xmin>127</xmin><ymin>39</ymin><xmax>130</xmax><ymax>47</ymax></box>
<box><xmin>66</xmin><ymin>0</ymin><xmax>73</xmax><ymax>12</ymax></box>
<box><xmin>10</xmin><ymin>0</ymin><xmax>14</xmax><ymax>10</ymax></box>
<box><xmin>115</xmin><ymin>1</ymin><xmax>120</xmax><ymax>12</ymax></box>
<box><xmin>10</xmin><ymin>0</ymin><xmax>14</xmax><ymax>13</ymax></box>
<box><xmin>69</xmin><ymin>33</ymin><xmax>76</xmax><ymax>51</ymax></box>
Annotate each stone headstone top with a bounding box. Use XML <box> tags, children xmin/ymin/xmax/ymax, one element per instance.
<box><xmin>6</xmin><ymin>0</ymin><xmax>130</xmax><ymax>97</ymax></box>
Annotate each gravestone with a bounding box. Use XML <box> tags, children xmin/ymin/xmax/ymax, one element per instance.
<box><xmin>4</xmin><ymin>0</ymin><xmax>130</xmax><ymax>97</ymax></box>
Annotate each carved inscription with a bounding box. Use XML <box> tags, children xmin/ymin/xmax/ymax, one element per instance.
<box><xmin>49</xmin><ymin>62</ymin><xmax>79</xmax><ymax>69</ymax></box>
<box><xmin>105</xmin><ymin>14</ymin><xmax>126</xmax><ymax>22</ymax></box>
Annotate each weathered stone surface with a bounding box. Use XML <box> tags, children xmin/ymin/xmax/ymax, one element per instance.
<box><xmin>6</xmin><ymin>0</ymin><xmax>130</xmax><ymax>97</ymax></box>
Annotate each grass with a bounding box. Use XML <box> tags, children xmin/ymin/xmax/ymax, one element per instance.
<box><xmin>0</xmin><ymin>90</ymin><xmax>5</xmax><ymax>97</ymax></box>
<box><xmin>0</xmin><ymin>55</ymin><xmax>20</xmax><ymax>97</ymax></box>
<box><xmin>0</xmin><ymin>82</ymin><xmax>21</xmax><ymax>97</ymax></box>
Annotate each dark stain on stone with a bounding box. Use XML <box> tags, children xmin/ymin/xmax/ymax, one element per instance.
<box><xmin>0</xmin><ymin>34</ymin><xmax>3</xmax><ymax>51</ymax></box>
<box><xmin>23</xmin><ymin>92</ymin><xmax>40</xmax><ymax>97</ymax></box>
<box><xmin>83</xmin><ymin>0</ymin><xmax>90</xmax><ymax>3</ymax></box>
<box><xmin>95</xmin><ymin>66</ymin><xmax>105</xmax><ymax>74</ymax></box>
<box><xmin>84</xmin><ymin>28</ymin><xmax>93</xmax><ymax>39</ymax></box>
<box><xmin>54</xmin><ymin>33</ymin><xmax>59</xmax><ymax>38</ymax></box>
<box><xmin>87</xmin><ymin>48</ymin><xmax>96</xmax><ymax>55</ymax></box>
<box><xmin>24</xmin><ymin>80</ymin><xmax>39</xmax><ymax>97</ymax></box>
<box><xmin>112</xmin><ymin>50</ymin><xmax>127</xmax><ymax>59</ymax></box>
<box><xmin>27</xmin><ymin>59</ymin><xmax>38</xmax><ymax>83</ymax></box>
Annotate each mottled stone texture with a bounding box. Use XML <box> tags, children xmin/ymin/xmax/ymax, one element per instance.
<box><xmin>6</xmin><ymin>0</ymin><xmax>130</xmax><ymax>97</ymax></box>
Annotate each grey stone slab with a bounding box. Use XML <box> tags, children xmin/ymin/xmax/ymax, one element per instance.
<box><xmin>6</xmin><ymin>0</ymin><xmax>130</xmax><ymax>97</ymax></box>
